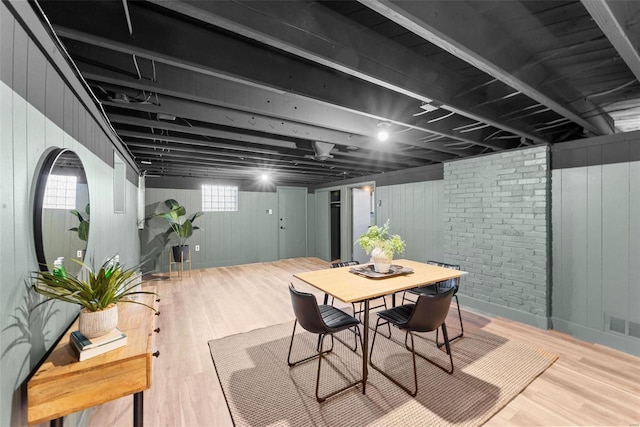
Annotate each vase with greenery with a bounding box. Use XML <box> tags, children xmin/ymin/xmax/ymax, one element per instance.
<box><xmin>32</xmin><ymin>256</ymin><xmax>156</xmax><ymax>338</ymax></box>
<box><xmin>152</xmin><ymin>199</ymin><xmax>204</xmax><ymax>262</ymax></box>
<box><xmin>355</xmin><ymin>220</ymin><xmax>406</xmax><ymax>273</ymax></box>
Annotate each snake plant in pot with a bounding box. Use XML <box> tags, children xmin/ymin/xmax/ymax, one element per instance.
<box><xmin>31</xmin><ymin>256</ymin><xmax>156</xmax><ymax>338</ymax></box>
<box><xmin>355</xmin><ymin>220</ymin><xmax>406</xmax><ymax>273</ymax></box>
<box><xmin>153</xmin><ymin>199</ymin><xmax>204</xmax><ymax>262</ymax></box>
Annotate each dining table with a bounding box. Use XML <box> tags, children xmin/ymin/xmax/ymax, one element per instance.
<box><xmin>293</xmin><ymin>258</ymin><xmax>463</xmax><ymax>394</ymax></box>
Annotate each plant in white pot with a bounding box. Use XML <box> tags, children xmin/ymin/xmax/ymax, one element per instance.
<box><xmin>355</xmin><ymin>220</ymin><xmax>406</xmax><ymax>273</ymax></box>
<box><xmin>32</xmin><ymin>256</ymin><xmax>156</xmax><ymax>338</ymax></box>
<box><xmin>152</xmin><ymin>199</ymin><xmax>204</xmax><ymax>263</ymax></box>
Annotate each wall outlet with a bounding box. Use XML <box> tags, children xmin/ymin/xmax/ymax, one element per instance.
<box><xmin>266</xmin><ymin>209</ymin><xmax>273</xmax><ymax>214</ymax></box>
<box><xmin>195</xmin><ymin>245</ymin><xmax>200</xmax><ymax>252</ymax></box>
<box><xmin>77</xmin><ymin>250</ymin><xmax>83</xmax><ymax>258</ymax></box>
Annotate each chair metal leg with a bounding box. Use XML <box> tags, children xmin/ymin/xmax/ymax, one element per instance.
<box><xmin>289</xmin><ymin>321</ymin><xmax>363</xmax><ymax>402</ymax></box>
<box><xmin>435</xmin><ymin>295</ymin><xmax>464</xmax><ymax>348</ymax></box>
<box><xmin>288</xmin><ymin>321</ymin><xmax>333</xmax><ymax>367</ymax></box>
<box><xmin>316</xmin><ymin>327</ymin><xmax>364</xmax><ymax>402</ymax></box>
<box><xmin>409</xmin><ymin>324</ymin><xmax>454</xmax><ymax>375</ymax></box>
<box><xmin>369</xmin><ymin>319</ymin><xmax>419</xmax><ymax>396</ymax></box>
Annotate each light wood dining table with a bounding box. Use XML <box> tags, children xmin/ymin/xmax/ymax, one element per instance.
<box><xmin>293</xmin><ymin>259</ymin><xmax>463</xmax><ymax>394</ymax></box>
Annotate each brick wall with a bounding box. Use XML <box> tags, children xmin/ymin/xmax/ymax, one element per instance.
<box><xmin>444</xmin><ymin>146</ymin><xmax>550</xmax><ymax>319</ymax></box>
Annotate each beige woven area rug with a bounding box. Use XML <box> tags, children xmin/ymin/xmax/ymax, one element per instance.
<box><xmin>208</xmin><ymin>318</ymin><xmax>557</xmax><ymax>427</ymax></box>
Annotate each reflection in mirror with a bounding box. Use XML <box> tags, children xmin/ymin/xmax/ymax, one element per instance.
<box><xmin>34</xmin><ymin>149</ymin><xmax>89</xmax><ymax>276</ymax></box>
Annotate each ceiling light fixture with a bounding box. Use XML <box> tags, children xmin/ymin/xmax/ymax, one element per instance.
<box><xmin>376</xmin><ymin>121</ymin><xmax>391</xmax><ymax>142</ymax></box>
<box><xmin>260</xmin><ymin>173</ymin><xmax>270</xmax><ymax>182</ymax></box>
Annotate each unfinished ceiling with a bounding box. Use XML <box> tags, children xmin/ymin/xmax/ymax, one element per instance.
<box><xmin>35</xmin><ymin>0</ymin><xmax>640</xmax><ymax>185</ymax></box>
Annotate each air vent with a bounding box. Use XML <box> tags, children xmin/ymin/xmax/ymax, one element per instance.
<box><xmin>609</xmin><ymin>316</ymin><xmax>626</xmax><ymax>334</ymax></box>
<box><xmin>629</xmin><ymin>321</ymin><xmax>640</xmax><ymax>339</ymax></box>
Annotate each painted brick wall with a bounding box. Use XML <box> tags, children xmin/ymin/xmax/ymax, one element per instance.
<box><xmin>444</xmin><ymin>146</ymin><xmax>550</xmax><ymax>318</ymax></box>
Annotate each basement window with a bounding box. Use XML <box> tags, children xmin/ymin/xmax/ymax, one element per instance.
<box><xmin>43</xmin><ymin>175</ymin><xmax>77</xmax><ymax>209</ymax></box>
<box><xmin>202</xmin><ymin>185</ymin><xmax>238</xmax><ymax>212</ymax></box>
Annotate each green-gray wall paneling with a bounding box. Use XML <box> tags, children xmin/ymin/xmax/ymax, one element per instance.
<box><xmin>375</xmin><ymin>181</ymin><xmax>444</xmax><ymax>263</ymax></box>
<box><xmin>144</xmin><ymin>188</ymin><xmax>283</xmax><ymax>270</ymax></box>
<box><xmin>1</xmin><ymin>4</ymin><xmax>141</xmax><ymax>426</ymax></box>
<box><xmin>552</xmin><ymin>161</ymin><xmax>640</xmax><ymax>355</ymax></box>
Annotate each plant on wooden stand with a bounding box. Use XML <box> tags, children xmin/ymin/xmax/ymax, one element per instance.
<box><xmin>152</xmin><ymin>199</ymin><xmax>204</xmax><ymax>263</ymax></box>
<box><xmin>355</xmin><ymin>220</ymin><xmax>406</xmax><ymax>273</ymax></box>
<box><xmin>32</xmin><ymin>256</ymin><xmax>156</xmax><ymax>338</ymax></box>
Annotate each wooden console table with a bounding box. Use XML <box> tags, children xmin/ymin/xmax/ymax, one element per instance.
<box><xmin>27</xmin><ymin>288</ymin><xmax>160</xmax><ymax>426</ymax></box>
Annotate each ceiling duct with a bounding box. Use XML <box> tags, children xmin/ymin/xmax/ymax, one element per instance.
<box><xmin>310</xmin><ymin>141</ymin><xmax>334</xmax><ymax>161</ymax></box>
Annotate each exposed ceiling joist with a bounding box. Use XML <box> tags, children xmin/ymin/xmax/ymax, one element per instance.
<box><xmin>148</xmin><ymin>0</ymin><xmax>548</xmax><ymax>144</ymax></box>
<box><xmin>582</xmin><ymin>0</ymin><xmax>640</xmax><ymax>82</ymax></box>
<box><xmin>360</xmin><ymin>0</ymin><xmax>616</xmax><ymax>136</ymax></box>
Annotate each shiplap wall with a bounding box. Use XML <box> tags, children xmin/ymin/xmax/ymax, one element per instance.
<box><xmin>375</xmin><ymin>181</ymin><xmax>444</xmax><ymax>263</ymax></box>
<box><xmin>552</xmin><ymin>161</ymin><xmax>640</xmax><ymax>355</ymax></box>
<box><xmin>143</xmin><ymin>188</ymin><xmax>280</xmax><ymax>270</ymax></box>
<box><xmin>1</xmin><ymin>4</ymin><xmax>141</xmax><ymax>426</ymax></box>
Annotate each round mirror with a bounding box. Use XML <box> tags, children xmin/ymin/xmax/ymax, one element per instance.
<box><xmin>34</xmin><ymin>149</ymin><xmax>90</xmax><ymax>275</ymax></box>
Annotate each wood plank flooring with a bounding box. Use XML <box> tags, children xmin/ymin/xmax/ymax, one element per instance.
<box><xmin>87</xmin><ymin>258</ymin><xmax>640</xmax><ymax>426</ymax></box>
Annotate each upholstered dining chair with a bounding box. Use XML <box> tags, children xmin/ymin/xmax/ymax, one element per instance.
<box><xmin>369</xmin><ymin>288</ymin><xmax>455</xmax><ymax>396</ymax></box>
<box><xmin>287</xmin><ymin>284</ymin><xmax>363</xmax><ymax>402</ymax></box>
<box><xmin>401</xmin><ymin>261</ymin><xmax>463</xmax><ymax>347</ymax></box>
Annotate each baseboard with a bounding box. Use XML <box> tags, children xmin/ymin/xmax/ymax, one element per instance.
<box><xmin>457</xmin><ymin>295</ymin><xmax>551</xmax><ymax>330</ymax></box>
<box><xmin>551</xmin><ymin>318</ymin><xmax>640</xmax><ymax>357</ymax></box>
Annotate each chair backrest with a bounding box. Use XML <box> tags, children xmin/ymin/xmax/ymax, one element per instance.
<box><xmin>330</xmin><ymin>261</ymin><xmax>360</xmax><ymax>268</ymax></box>
<box><xmin>426</xmin><ymin>260</ymin><xmax>460</xmax><ymax>292</ymax></box>
<box><xmin>289</xmin><ymin>284</ymin><xmax>328</xmax><ymax>334</ymax></box>
<box><xmin>404</xmin><ymin>287</ymin><xmax>455</xmax><ymax>332</ymax></box>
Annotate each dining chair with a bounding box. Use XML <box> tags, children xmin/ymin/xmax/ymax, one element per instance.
<box><xmin>287</xmin><ymin>284</ymin><xmax>363</xmax><ymax>402</ymax></box>
<box><xmin>401</xmin><ymin>261</ymin><xmax>463</xmax><ymax>347</ymax></box>
<box><xmin>329</xmin><ymin>261</ymin><xmax>391</xmax><ymax>338</ymax></box>
<box><xmin>369</xmin><ymin>288</ymin><xmax>455</xmax><ymax>396</ymax></box>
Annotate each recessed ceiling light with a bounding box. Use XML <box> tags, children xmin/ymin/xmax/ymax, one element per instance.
<box><xmin>260</xmin><ymin>173</ymin><xmax>269</xmax><ymax>182</ymax></box>
<box><xmin>377</xmin><ymin>130</ymin><xmax>389</xmax><ymax>141</ymax></box>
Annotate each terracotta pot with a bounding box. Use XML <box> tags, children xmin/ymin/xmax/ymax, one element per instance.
<box><xmin>79</xmin><ymin>304</ymin><xmax>118</xmax><ymax>338</ymax></box>
<box><xmin>371</xmin><ymin>247</ymin><xmax>392</xmax><ymax>273</ymax></box>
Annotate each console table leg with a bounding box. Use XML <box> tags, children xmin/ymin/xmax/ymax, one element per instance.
<box><xmin>50</xmin><ymin>417</ymin><xmax>63</xmax><ymax>427</ymax></box>
<box><xmin>133</xmin><ymin>391</ymin><xmax>143</xmax><ymax>427</ymax></box>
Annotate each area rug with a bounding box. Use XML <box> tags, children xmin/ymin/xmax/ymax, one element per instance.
<box><xmin>208</xmin><ymin>318</ymin><xmax>557</xmax><ymax>427</ymax></box>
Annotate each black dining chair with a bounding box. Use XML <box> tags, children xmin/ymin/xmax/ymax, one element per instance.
<box><xmin>287</xmin><ymin>284</ymin><xmax>363</xmax><ymax>402</ymax></box>
<box><xmin>329</xmin><ymin>261</ymin><xmax>391</xmax><ymax>338</ymax></box>
<box><xmin>329</xmin><ymin>261</ymin><xmax>387</xmax><ymax>317</ymax></box>
<box><xmin>401</xmin><ymin>261</ymin><xmax>463</xmax><ymax>347</ymax></box>
<box><xmin>369</xmin><ymin>287</ymin><xmax>455</xmax><ymax>396</ymax></box>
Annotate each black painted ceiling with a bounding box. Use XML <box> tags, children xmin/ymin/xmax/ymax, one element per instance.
<box><xmin>36</xmin><ymin>0</ymin><xmax>640</xmax><ymax>185</ymax></box>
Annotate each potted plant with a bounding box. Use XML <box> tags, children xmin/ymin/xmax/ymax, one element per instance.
<box><xmin>152</xmin><ymin>199</ymin><xmax>204</xmax><ymax>262</ymax></box>
<box><xmin>355</xmin><ymin>220</ymin><xmax>406</xmax><ymax>273</ymax></box>
<box><xmin>32</xmin><ymin>256</ymin><xmax>156</xmax><ymax>338</ymax></box>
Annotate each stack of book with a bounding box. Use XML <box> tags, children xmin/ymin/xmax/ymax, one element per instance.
<box><xmin>70</xmin><ymin>328</ymin><xmax>127</xmax><ymax>361</ymax></box>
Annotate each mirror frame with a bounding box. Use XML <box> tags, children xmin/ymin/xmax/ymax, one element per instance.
<box><xmin>33</xmin><ymin>148</ymin><xmax>89</xmax><ymax>273</ymax></box>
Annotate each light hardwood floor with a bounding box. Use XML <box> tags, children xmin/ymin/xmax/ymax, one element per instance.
<box><xmin>88</xmin><ymin>258</ymin><xmax>640</xmax><ymax>426</ymax></box>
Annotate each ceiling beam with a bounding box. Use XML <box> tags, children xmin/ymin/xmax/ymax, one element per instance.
<box><xmin>109</xmin><ymin>115</ymin><xmax>427</xmax><ymax>167</ymax></box>
<box><xmin>147</xmin><ymin>0</ymin><xmax>547</xmax><ymax>143</ymax></box>
<box><xmin>360</xmin><ymin>0</ymin><xmax>616</xmax><ymax>136</ymax></box>
<box><xmin>42</xmin><ymin>0</ymin><xmax>537</xmax><ymax>151</ymax></box>
<box><xmin>62</xmin><ymin>35</ymin><xmax>507</xmax><ymax>154</ymax></box>
<box><xmin>582</xmin><ymin>0</ymin><xmax>640</xmax><ymax>83</ymax></box>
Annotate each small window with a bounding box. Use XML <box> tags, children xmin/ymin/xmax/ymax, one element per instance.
<box><xmin>202</xmin><ymin>185</ymin><xmax>238</xmax><ymax>212</ymax></box>
<box><xmin>43</xmin><ymin>174</ymin><xmax>77</xmax><ymax>209</ymax></box>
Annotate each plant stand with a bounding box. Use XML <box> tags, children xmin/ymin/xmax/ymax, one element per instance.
<box><xmin>168</xmin><ymin>247</ymin><xmax>191</xmax><ymax>280</ymax></box>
